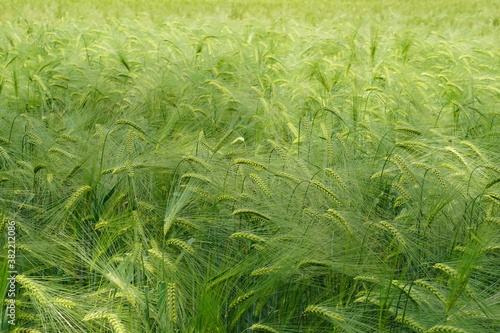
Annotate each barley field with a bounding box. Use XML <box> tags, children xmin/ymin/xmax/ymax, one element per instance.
<box><xmin>0</xmin><ymin>1</ymin><xmax>499</xmax><ymax>332</ymax></box>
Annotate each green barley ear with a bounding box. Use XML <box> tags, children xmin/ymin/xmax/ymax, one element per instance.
<box><xmin>16</xmin><ymin>275</ymin><xmax>48</xmax><ymax>305</ymax></box>
<box><xmin>216</xmin><ymin>194</ymin><xmax>238</xmax><ymax>203</ymax></box>
<box><xmin>304</xmin><ymin>305</ymin><xmax>346</xmax><ymax>322</ymax></box>
<box><xmin>394</xmin><ymin>315</ymin><xmax>425</xmax><ymax>333</ymax></box>
<box><xmin>83</xmin><ymin>311</ymin><xmax>127</xmax><ymax>333</ymax></box>
<box><xmin>186</xmin><ymin>186</ymin><xmax>212</xmax><ymax>198</ymax></box>
<box><xmin>52</xmin><ymin>297</ymin><xmax>77</xmax><ymax>309</ymax></box>
<box><xmin>172</xmin><ymin>217</ymin><xmax>199</xmax><ymax>231</ymax></box>
<box><xmin>250</xmin><ymin>266</ymin><xmax>281</xmax><ymax>276</ymax></box>
<box><xmin>65</xmin><ymin>185</ymin><xmax>92</xmax><ymax>210</ymax></box>
<box><xmin>48</xmin><ymin>147</ymin><xmax>77</xmax><ymax>159</ymax></box>
<box><xmin>230</xmin><ymin>231</ymin><xmax>266</xmax><ymax>243</ymax></box>
<box><xmin>180</xmin><ymin>172</ymin><xmax>212</xmax><ymax>183</ymax></box>
<box><xmin>0</xmin><ymin>146</ymin><xmax>11</xmax><ymax>162</ymax></box>
<box><xmin>432</xmin><ymin>168</ymin><xmax>447</xmax><ymax>188</ymax></box>
<box><xmin>105</xmin><ymin>272</ymin><xmax>137</xmax><ymax>306</ymax></box>
<box><xmin>310</xmin><ymin>180</ymin><xmax>343</xmax><ymax>206</ymax></box>
<box><xmin>427</xmin><ymin>325</ymin><xmax>467</xmax><ymax>333</ymax></box>
<box><xmin>335</xmin><ymin>133</ymin><xmax>350</xmax><ymax>160</ymax></box>
<box><xmin>324</xmin><ymin>168</ymin><xmax>349</xmax><ymax>192</ymax></box>
<box><xmin>198</xmin><ymin>130</ymin><xmax>214</xmax><ymax>152</ymax></box>
<box><xmin>484</xmin><ymin>216</ymin><xmax>500</xmax><ymax>226</ymax></box>
<box><xmin>232</xmin><ymin>209</ymin><xmax>270</xmax><ymax>220</ymax></box>
<box><xmin>378</xmin><ymin>221</ymin><xmax>407</xmax><ymax>247</ymax></box>
<box><xmin>485</xmin><ymin>192</ymin><xmax>500</xmax><ymax>203</ymax></box>
<box><xmin>268</xmin><ymin>139</ymin><xmax>290</xmax><ymax>168</ymax></box>
<box><xmin>394</xmin><ymin>126</ymin><xmax>421</xmax><ymax>136</ymax></box>
<box><xmin>233</xmin><ymin>158</ymin><xmax>267</xmax><ymax>169</ymax></box>
<box><xmin>323</xmin><ymin>209</ymin><xmax>352</xmax><ymax>233</ymax></box>
<box><xmin>414</xmin><ymin>279</ymin><xmax>447</xmax><ymax>303</ymax></box>
<box><xmin>392</xmin><ymin>183</ymin><xmax>412</xmax><ymax>201</ymax></box>
<box><xmin>33</xmin><ymin>163</ymin><xmax>47</xmax><ymax>174</ymax></box>
<box><xmin>107</xmin><ymin>313</ymin><xmax>127</xmax><ymax>333</ymax></box>
<box><xmin>249</xmin><ymin>323</ymin><xmax>280</xmax><ymax>333</ymax></box>
<box><xmin>24</xmin><ymin>131</ymin><xmax>43</xmax><ymax>145</ymax></box>
<box><xmin>433</xmin><ymin>263</ymin><xmax>458</xmax><ymax>278</ymax></box>
<box><xmin>297</xmin><ymin>259</ymin><xmax>331</xmax><ymax>269</ymax></box>
<box><xmin>229</xmin><ymin>290</ymin><xmax>255</xmax><ymax>310</ymax></box>
<box><xmin>115</xmin><ymin>119</ymin><xmax>146</xmax><ymax>133</ymax></box>
<box><xmin>445</xmin><ymin>146</ymin><xmax>470</xmax><ymax>171</ymax></box>
<box><xmin>485</xmin><ymin>177</ymin><xmax>500</xmax><ymax>189</ymax></box>
<box><xmin>389</xmin><ymin>154</ymin><xmax>416</xmax><ymax>182</ymax></box>
<box><xmin>460</xmin><ymin>140</ymin><xmax>487</xmax><ymax>162</ymax></box>
<box><xmin>167</xmin><ymin>282</ymin><xmax>178</xmax><ymax>324</ymax></box>
<box><xmin>16</xmin><ymin>160</ymin><xmax>33</xmax><ymax>171</ymax></box>
<box><xmin>182</xmin><ymin>155</ymin><xmax>213</xmax><ymax>171</ymax></box>
<box><xmin>395</xmin><ymin>140</ymin><xmax>429</xmax><ymax>154</ymax></box>
<box><xmin>11</xmin><ymin>328</ymin><xmax>43</xmax><ymax>333</ymax></box>
<box><xmin>249</xmin><ymin>173</ymin><xmax>271</xmax><ymax>196</ymax></box>
<box><xmin>166</xmin><ymin>238</ymin><xmax>195</xmax><ymax>254</ymax></box>
<box><xmin>320</xmin><ymin>122</ymin><xmax>334</xmax><ymax>165</ymax></box>
<box><xmin>125</xmin><ymin>129</ymin><xmax>145</xmax><ymax>153</ymax></box>
<box><xmin>148</xmin><ymin>246</ymin><xmax>176</xmax><ymax>272</ymax></box>
<box><xmin>274</xmin><ymin>171</ymin><xmax>301</xmax><ymax>184</ymax></box>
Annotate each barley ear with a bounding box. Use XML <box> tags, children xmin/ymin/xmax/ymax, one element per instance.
<box><xmin>249</xmin><ymin>324</ymin><xmax>280</xmax><ymax>333</ymax></box>
<box><xmin>65</xmin><ymin>185</ymin><xmax>92</xmax><ymax>210</ymax></box>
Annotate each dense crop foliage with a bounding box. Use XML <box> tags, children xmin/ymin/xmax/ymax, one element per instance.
<box><xmin>1</xmin><ymin>1</ymin><xmax>499</xmax><ymax>332</ymax></box>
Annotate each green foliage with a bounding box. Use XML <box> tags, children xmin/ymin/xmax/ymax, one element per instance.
<box><xmin>0</xmin><ymin>0</ymin><xmax>498</xmax><ymax>332</ymax></box>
